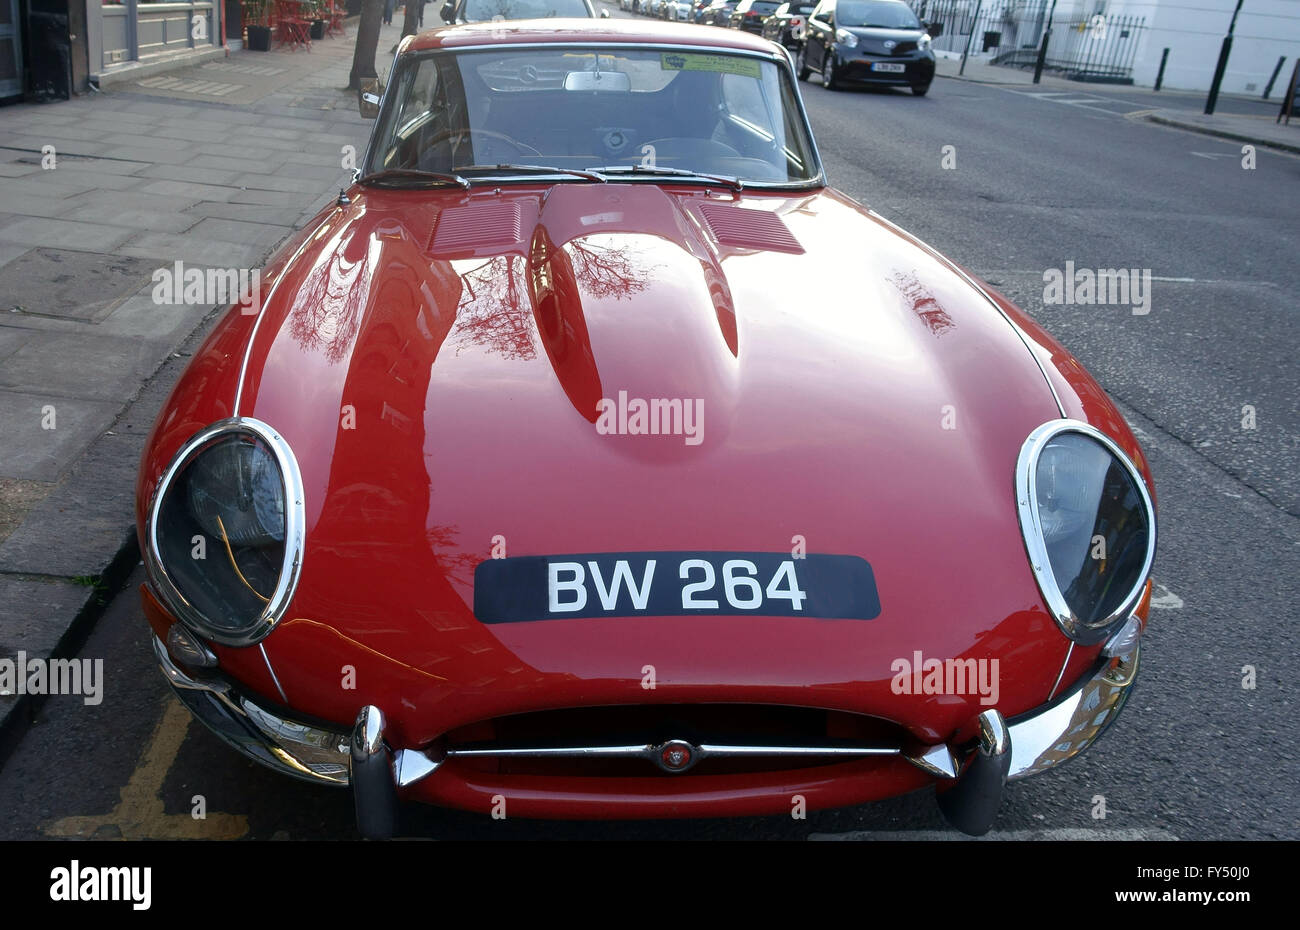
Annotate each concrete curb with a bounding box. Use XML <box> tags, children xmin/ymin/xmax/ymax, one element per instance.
<box><xmin>1144</xmin><ymin>113</ymin><xmax>1300</xmax><ymax>156</ymax></box>
<box><xmin>0</xmin><ymin>536</ymin><xmax>140</xmax><ymax>766</ymax></box>
<box><xmin>0</xmin><ymin>302</ymin><xmax>227</xmax><ymax>764</ymax></box>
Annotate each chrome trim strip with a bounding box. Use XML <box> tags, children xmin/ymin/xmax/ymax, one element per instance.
<box><xmin>152</xmin><ymin>636</ymin><xmax>350</xmax><ymax>786</ymax></box>
<box><xmin>260</xmin><ymin>643</ymin><xmax>289</xmax><ymax>704</ymax></box>
<box><xmin>1006</xmin><ymin>643</ymin><xmax>1139</xmax><ymax>780</ymax></box>
<box><xmin>143</xmin><ymin>417</ymin><xmax>306</xmax><ymax>648</ymax></box>
<box><xmin>442</xmin><ymin>740</ymin><xmax>900</xmax><ymax>773</ymax></box>
<box><xmin>696</xmin><ymin>744</ymin><xmax>897</xmax><ymax>757</ymax></box>
<box><xmin>232</xmin><ymin>226</ymin><xmax>333</xmax><ymax>415</ymax></box>
<box><xmin>1015</xmin><ymin>419</ymin><xmax>1158</xmax><ymax>645</ymax></box>
<box><xmin>1047</xmin><ymin>641</ymin><xmax>1073</xmax><ymax>701</ymax></box>
<box><xmin>447</xmin><ymin>744</ymin><xmax>654</xmax><ymax>759</ymax></box>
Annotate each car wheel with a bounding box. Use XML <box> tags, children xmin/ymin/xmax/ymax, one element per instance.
<box><xmin>911</xmin><ymin>83</ymin><xmax>930</xmax><ymax>96</ymax></box>
<box><xmin>822</xmin><ymin>53</ymin><xmax>839</xmax><ymax>90</ymax></box>
<box><xmin>796</xmin><ymin>45</ymin><xmax>811</xmax><ymax>81</ymax></box>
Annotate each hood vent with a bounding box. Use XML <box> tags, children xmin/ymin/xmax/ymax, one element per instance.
<box><xmin>429</xmin><ymin>201</ymin><xmax>523</xmax><ymax>254</ymax></box>
<box><xmin>697</xmin><ymin>202</ymin><xmax>803</xmax><ymax>255</ymax></box>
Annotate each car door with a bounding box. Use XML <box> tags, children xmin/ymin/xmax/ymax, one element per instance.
<box><xmin>805</xmin><ymin>1</ymin><xmax>834</xmax><ymax>71</ymax></box>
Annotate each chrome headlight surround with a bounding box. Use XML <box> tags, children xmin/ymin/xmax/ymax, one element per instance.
<box><xmin>145</xmin><ymin>417</ymin><xmax>305</xmax><ymax>648</ymax></box>
<box><xmin>1015</xmin><ymin>419</ymin><xmax>1156</xmax><ymax>645</ymax></box>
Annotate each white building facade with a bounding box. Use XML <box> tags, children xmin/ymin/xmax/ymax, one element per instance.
<box><xmin>916</xmin><ymin>0</ymin><xmax>1300</xmax><ymax>93</ymax></box>
<box><xmin>1115</xmin><ymin>0</ymin><xmax>1300</xmax><ymax>94</ymax></box>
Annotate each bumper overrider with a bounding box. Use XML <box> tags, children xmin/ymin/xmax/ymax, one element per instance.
<box><xmin>152</xmin><ymin>615</ymin><xmax>1141</xmax><ymax>838</ymax></box>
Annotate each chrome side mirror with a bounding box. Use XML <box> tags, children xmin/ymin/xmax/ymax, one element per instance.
<box><xmin>358</xmin><ymin>78</ymin><xmax>383</xmax><ymax>119</ymax></box>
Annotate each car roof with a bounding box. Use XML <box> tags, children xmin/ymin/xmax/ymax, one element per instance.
<box><xmin>404</xmin><ymin>19</ymin><xmax>782</xmax><ymax>54</ymax></box>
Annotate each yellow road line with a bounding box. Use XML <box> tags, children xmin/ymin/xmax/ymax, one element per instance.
<box><xmin>43</xmin><ymin>695</ymin><xmax>249</xmax><ymax>839</ymax></box>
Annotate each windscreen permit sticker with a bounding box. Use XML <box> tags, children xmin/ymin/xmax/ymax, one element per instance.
<box><xmin>661</xmin><ymin>53</ymin><xmax>761</xmax><ymax>78</ymax></box>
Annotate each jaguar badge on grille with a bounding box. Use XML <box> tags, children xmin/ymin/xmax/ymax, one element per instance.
<box><xmin>656</xmin><ymin>740</ymin><xmax>698</xmax><ymax>773</ymax></box>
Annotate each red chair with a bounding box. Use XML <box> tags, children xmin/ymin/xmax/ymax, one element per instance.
<box><xmin>274</xmin><ymin>0</ymin><xmax>312</xmax><ymax>51</ymax></box>
<box><xmin>326</xmin><ymin>1</ymin><xmax>346</xmax><ymax>37</ymax></box>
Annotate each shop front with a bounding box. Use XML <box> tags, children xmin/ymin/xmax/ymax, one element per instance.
<box><xmin>88</xmin><ymin>0</ymin><xmax>221</xmax><ymax>86</ymax></box>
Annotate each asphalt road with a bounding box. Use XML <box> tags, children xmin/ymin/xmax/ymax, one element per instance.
<box><xmin>1</xmin><ymin>9</ymin><xmax>1296</xmax><ymax>840</ymax></box>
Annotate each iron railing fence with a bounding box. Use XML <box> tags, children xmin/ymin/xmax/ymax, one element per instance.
<box><xmin>909</xmin><ymin>1</ymin><xmax>1146</xmax><ymax>82</ymax></box>
<box><xmin>911</xmin><ymin>0</ymin><xmax>1050</xmax><ymax>58</ymax></box>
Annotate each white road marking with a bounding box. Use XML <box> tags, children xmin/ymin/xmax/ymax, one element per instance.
<box><xmin>1191</xmin><ymin>152</ymin><xmax>1238</xmax><ymax>160</ymax></box>
<box><xmin>1149</xmin><ymin>583</ymin><xmax>1184</xmax><ymax>609</ymax></box>
<box><xmin>810</xmin><ymin>828</ymin><xmax>1180</xmax><ymax>841</ymax></box>
<box><xmin>1002</xmin><ymin>87</ymin><xmax>1138</xmax><ymax>116</ymax></box>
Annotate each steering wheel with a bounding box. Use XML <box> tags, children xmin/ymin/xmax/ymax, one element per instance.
<box><xmin>423</xmin><ymin>128</ymin><xmax>542</xmax><ymax>159</ymax></box>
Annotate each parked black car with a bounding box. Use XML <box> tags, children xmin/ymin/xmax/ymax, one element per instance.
<box><xmin>700</xmin><ymin>0</ymin><xmax>739</xmax><ymax>25</ymax></box>
<box><xmin>729</xmin><ymin>0</ymin><xmax>781</xmax><ymax>33</ymax></box>
<box><xmin>796</xmin><ymin>0</ymin><xmax>935</xmax><ymax>94</ymax></box>
<box><xmin>761</xmin><ymin>1</ymin><xmax>815</xmax><ymax>48</ymax></box>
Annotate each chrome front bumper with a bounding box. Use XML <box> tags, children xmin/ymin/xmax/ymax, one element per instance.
<box><xmin>153</xmin><ymin>627</ymin><xmax>1140</xmax><ymax>812</ymax></box>
<box><xmin>152</xmin><ymin>636</ymin><xmax>350</xmax><ymax>786</ymax></box>
<box><xmin>1007</xmin><ymin>642</ymin><xmax>1139</xmax><ymax>780</ymax></box>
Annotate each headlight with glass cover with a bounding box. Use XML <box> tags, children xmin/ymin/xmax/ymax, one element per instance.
<box><xmin>1016</xmin><ymin>420</ymin><xmax>1156</xmax><ymax>644</ymax></box>
<box><xmin>918</xmin><ymin>33</ymin><xmax>931</xmax><ymax>51</ymax></box>
<box><xmin>146</xmin><ymin>418</ymin><xmax>304</xmax><ymax>647</ymax></box>
<box><xmin>836</xmin><ymin>28</ymin><xmax>859</xmax><ymax>47</ymax></box>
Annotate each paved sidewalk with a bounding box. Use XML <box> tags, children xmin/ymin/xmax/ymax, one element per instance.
<box><xmin>0</xmin><ymin>22</ymin><xmax>407</xmax><ymax>744</ymax></box>
<box><xmin>1143</xmin><ymin>109</ymin><xmax>1300</xmax><ymax>156</ymax></box>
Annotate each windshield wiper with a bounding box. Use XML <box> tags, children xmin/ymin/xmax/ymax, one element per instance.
<box><xmin>587</xmin><ymin>164</ymin><xmax>744</xmax><ymax>191</ymax></box>
<box><xmin>358</xmin><ymin>168</ymin><xmax>470</xmax><ymax>189</ymax></box>
<box><xmin>455</xmin><ymin>164</ymin><xmax>608</xmax><ymax>183</ymax></box>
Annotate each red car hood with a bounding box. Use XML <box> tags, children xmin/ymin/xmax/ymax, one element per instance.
<box><xmin>237</xmin><ymin>182</ymin><xmax>1069</xmax><ymax>746</ymax></box>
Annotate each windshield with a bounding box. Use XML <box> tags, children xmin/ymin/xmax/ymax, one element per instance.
<box><xmin>461</xmin><ymin>0</ymin><xmax>591</xmax><ymax>19</ymax></box>
<box><xmin>366</xmin><ymin>47</ymin><xmax>819</xmax><ymax>186</ymax></box>
<box><xmin>835</xmin><ymin>0</ymin><xmax>920</xmax><ymax>28</ymax></box>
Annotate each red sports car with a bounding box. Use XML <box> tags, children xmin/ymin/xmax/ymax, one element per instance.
<box><xmin>137</xmin><ymin>19</ymin><xmax>1156</xmax><ymax>838</ymax></box>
